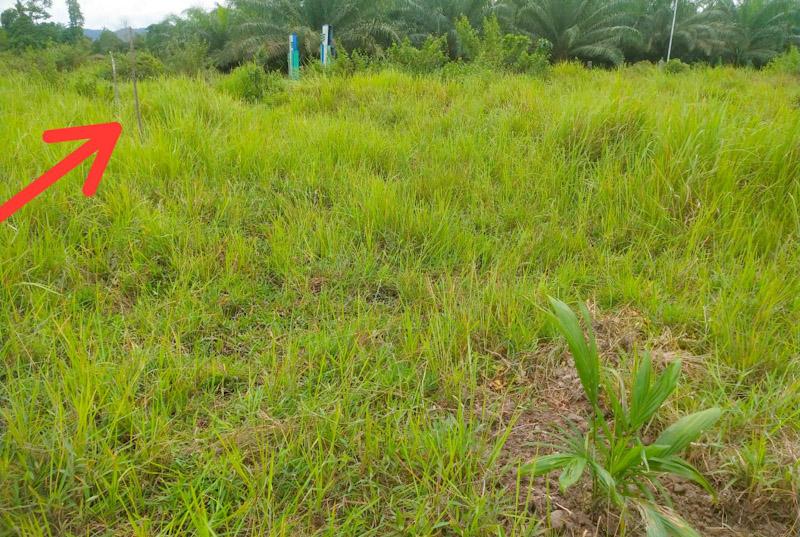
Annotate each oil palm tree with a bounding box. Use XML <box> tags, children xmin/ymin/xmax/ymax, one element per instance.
<box><xmin>184</xmin><ymin>6</ymin><xmax>234</xmax><ymax>55</ymax></box>
<box><xmin>228</xmin><ymin>0</ymin><xmax>397</xmax><ymax>64</ymax></box>
<box><xmin>514</xmin><ymin>0</ymin><xmax>639</xmax><ymax>65</ymax></box>
<box><xmin>627</xmin><ymin>0</ymin><xmax>729</xmax><ymax>62</ymax></box>
<box><xmin>492</xmin><ymin>0</ymin><xmax>533</xmax><ymax>35</ymax></box>
<box><xmin>719</xmin><ymin>0</ymin><xmax>800</xmax><ymax>66</ymax></box>
<box><xmin>393</xmin><ymin>0</ymin><xmax>491</xmax><ymax>57</ymax></box>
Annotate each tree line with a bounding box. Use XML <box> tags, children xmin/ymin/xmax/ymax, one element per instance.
<box><xmin>2</xmin><ymin>0</ymin><xmax>799</xmax><ymax>71</ymax></box>
<box><xmin>1</xmin><ymin>0</ymin><xmax>83</xmax><ymax>48</ymax></box>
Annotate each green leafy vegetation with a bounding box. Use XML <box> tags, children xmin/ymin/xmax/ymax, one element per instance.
<box><xmin>768</xmin><ymin>44</ymin><xmax>800</xmax><ymax>72</ymax></box>
<box><xmin>0</xmin><ymin>61</ymin><xmax>798</xmax><ymax>535</ymax></box>
<box><xmin>501</xmin><ymin>0</ymin><xmax>637</xmax><ymax>65</ymax></box>
<box><xmin>219</xmin><ymin>61</ymin><xmax>286</xmax><ymax>102</ymax></box>
<box><xmin>663</xmin><ymin>57</ymin><xmax>690</xmax><ymax>73</ymax></box>
<box><xmin>387</xmin><ymin>36</ymin><xmax>450</xmax><ymax>73</ymax></box>
<box><xmin>2</xmin><ymin>0</ymin><xmax>800</xmax><ymax>75</ymax></box>
<box><xmin>455</xmin><ymin>15</ymin><xmax>552</xmax><ymax>74</ymax></box>
<box><xmin>525</xmin><ymin>298</ymin><xmax>721</xmax><ymax>536</ymax></box>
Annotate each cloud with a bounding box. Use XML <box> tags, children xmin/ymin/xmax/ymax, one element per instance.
<box><xmin>0</xmin><ymin>0</ymin><xmax>219</xmax><ymax>29</ymax></box>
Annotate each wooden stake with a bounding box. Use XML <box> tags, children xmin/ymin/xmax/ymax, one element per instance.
<box><xmin>128</xmin><ymin>28</ymin><xmax>144</xmax><ymax>139</ymax></box>
<box><xmin>110</xmin><ymin>51</ymin><xmax>120</xmax><ymax>115</ymax></box>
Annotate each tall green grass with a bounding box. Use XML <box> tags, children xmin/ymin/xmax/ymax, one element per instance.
<box><xmin>0</xmin><ymin>64</ymin><xmax>798</xmax><ymax>534</ymax></box>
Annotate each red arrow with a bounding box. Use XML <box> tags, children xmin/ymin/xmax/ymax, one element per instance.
<box><xmin>0</xmin><ymin>122</ymin><xmax>122</xmax><ymax>223</ymax></box>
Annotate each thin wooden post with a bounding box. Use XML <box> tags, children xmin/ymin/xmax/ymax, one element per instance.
<box><xmin>110</xmin><ymin>51</ymin><xmax>120</xmax><ymax>115</ymax></box>
<box><xmin>128</xmin><ymin>28</ymin><xmax>144</xmax><ymax>139</ymax></box>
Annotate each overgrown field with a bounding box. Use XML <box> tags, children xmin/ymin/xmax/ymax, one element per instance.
<box><xmin>1</xmin><ymin>64</ymin><xmax>799</xmax><ymax>535</ymax></box>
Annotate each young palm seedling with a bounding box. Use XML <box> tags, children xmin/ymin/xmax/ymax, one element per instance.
<box><xmin>524</xmin><ymin>298</ymin><xmax>721</xmax><ymax>536</ymax></box>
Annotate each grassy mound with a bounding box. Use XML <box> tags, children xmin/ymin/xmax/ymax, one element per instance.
<box><xmin>0</xmin><ymin>65</ymin><xmax>798</xmax><ymax>535</ymax></box>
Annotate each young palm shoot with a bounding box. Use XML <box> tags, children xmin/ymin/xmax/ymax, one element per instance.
<box><xmin>524</xmin><ymin>298</ymin><xmax>721</xmax><ymax>536</ymax></box>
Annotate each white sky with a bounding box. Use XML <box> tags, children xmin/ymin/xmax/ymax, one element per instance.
<box><xmin>0</xmin><ymin>0</ymin><xmax>220</xmax><ymax>29</ymax></box>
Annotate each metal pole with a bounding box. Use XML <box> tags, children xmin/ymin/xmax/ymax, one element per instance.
<box><xmin>666</xmin><ymin>0</ymin><xmax>678</xmax><ymax>62</ymax></box>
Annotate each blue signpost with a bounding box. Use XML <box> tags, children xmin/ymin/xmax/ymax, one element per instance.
<box><xmin>321</xmin><ymin>25</ymin><xmax>334</xmax><ymax>67</ymax></box>
<box><xmin>289</xmin><ymin>33</ymin><xmax>300</xmax><ymax>80</ymax></box>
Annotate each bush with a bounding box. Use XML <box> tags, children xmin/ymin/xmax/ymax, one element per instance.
<box><xmin>663</xmin><ymin>58</ymin><xmax>690</xmax><ymax>74</ymax></box>
<box><xmin>510</xmin><ymin>38</ymin><xmax>552</xmax><ymax>77</ymax></box>
<box><xmin>454</xmin><ymin>15</ymin><xmax>482</xmax><ymax>61</ymax></box>
<box><xmin>455</xmin><ymin>16</ymin><xmax>551</xmax><ymax>76</ymax></box>
<box><xmin>0</xmin><ymin>50</ymin><xmax>56</xmax><ymax>78</ymax></box>
<box><xmin>97</xmin><ymin>51</ymin><xmax>165</xmax><ymax>81</ymax></box>
<box><xmin>329</xmin><ymin>49</ymin><xmax>375</xmax><ymax>77</ymax></box>
<box><xmin>46</xmin><ymin>43</ymin><xmax>91</xmax><ymax>71</ymax></box>
<box><xmin>767</xmin><ymin>47</ymin><xmax>800</xmax><ymax>76</ymax></box>
<box><xmin>387</xmin><ymin>37</ymin><xmax>448</xmax><ymax>74</ymax></box>
<box><xmin>68</xmin><ymin>71</ymin><xmax>101</xmax><ymax>97</ymax></box>
<box><xmin>0</xmin><ymin>43</ymin><xmax>91</xmax><ymax>78</ymax></box>
<box><xmin>57</xmin><ymin>61</ymin><xmax>113</xmax><ymax>98</ymax></box>
<box><xmin>219</xmin><ymin>63</ymin><xmax>285</xmax><ymax>102</ymax></box>
<box><xmin>163</xmin><ymin>37</ymin><xmax>210</xmax><ymax>76</ymax></box>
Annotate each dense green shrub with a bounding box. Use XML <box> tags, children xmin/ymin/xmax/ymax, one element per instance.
<box><xmin>66</xmin><ymin>69</ymin><xmax>112</xmax><ymax>98</ymax></box>
<box><xmin>455</xmin><ymin>16</ymin><xmax>552</xmax><ymax>76</ymax></box>
<box><xmin>664</xmin><ymin>58</ymin><xmax>690</xmax><ymax>74</ymax></box>
<box><xmin>454</xmin><ymin>15</ymin><xmax>482</xmax><ymax>61</ymax></box>
<box><xmin>96</xmin><ymin>51</ymin><xmax>165</xmax><ymax>81</ymax></box>
<box><xmin>163</xmin><ymin>37</ymin><xmax>210</xmax><ymax>75</ymax></box>
<box><xmin>47</xmin><ymin>43</ymin><xmax>91</xmax><ymax>71</ymax></box>
<box><xmin>0</xmin><ymin>50</ymin><xmax>54</xmax><ymax>78</ymax></box>
<box><xmin>69</xmin><ymin>71</ymin><xmax>99</xmax><ymax>97</ymax></box>
<box><xmin>387</xmin><ymin>37</ymin><xmax>448</xmax><ymax>74</ymax></box>
<box><xmin>767</xmin><ymin>47</ymin><xmax>800</xmax><ymax>75</ymax></box>
<box><xmin>0</xmin><ymin>43</ymin><xmax>91</xmax><ymax>78</ymax></box>
<box><xmin>220</xmin><ymin>62</ymin><xmax>266</xmax><ymax>101</ymax></box>
<box><xmin>219</xmin><ymin>62</ymin><xmax>284</xmax><ymax>102</ymax></box>
<box><xmin>305</xmin><ymin>49</ymin><xmax>377</xmax><ymax>78</ymax></box>
<box><xmin>510</xmin><ymin>38</ymin><xmax>552</xmax><ymax>77</ymax></box>
<box><xmin>330</xmin><ymin>49</ymin><xmax>374</xmax><ymax>77</ymax></box>
<box><xmin>91</xmin><ymin>29</ymin><xmax>127</xmax><ymax>55</ymax></box>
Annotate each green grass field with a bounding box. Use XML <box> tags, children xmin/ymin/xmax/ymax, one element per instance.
<box><xmin>1</xmin><ymin>64</ymin><xmax>798</xmax><ymax>535</ymax></box>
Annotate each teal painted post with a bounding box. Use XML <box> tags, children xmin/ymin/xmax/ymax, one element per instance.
<box><xmin>289</xmin><ymin>34</ymin><xmax>300</xmax><ymax>80</ymax></box>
